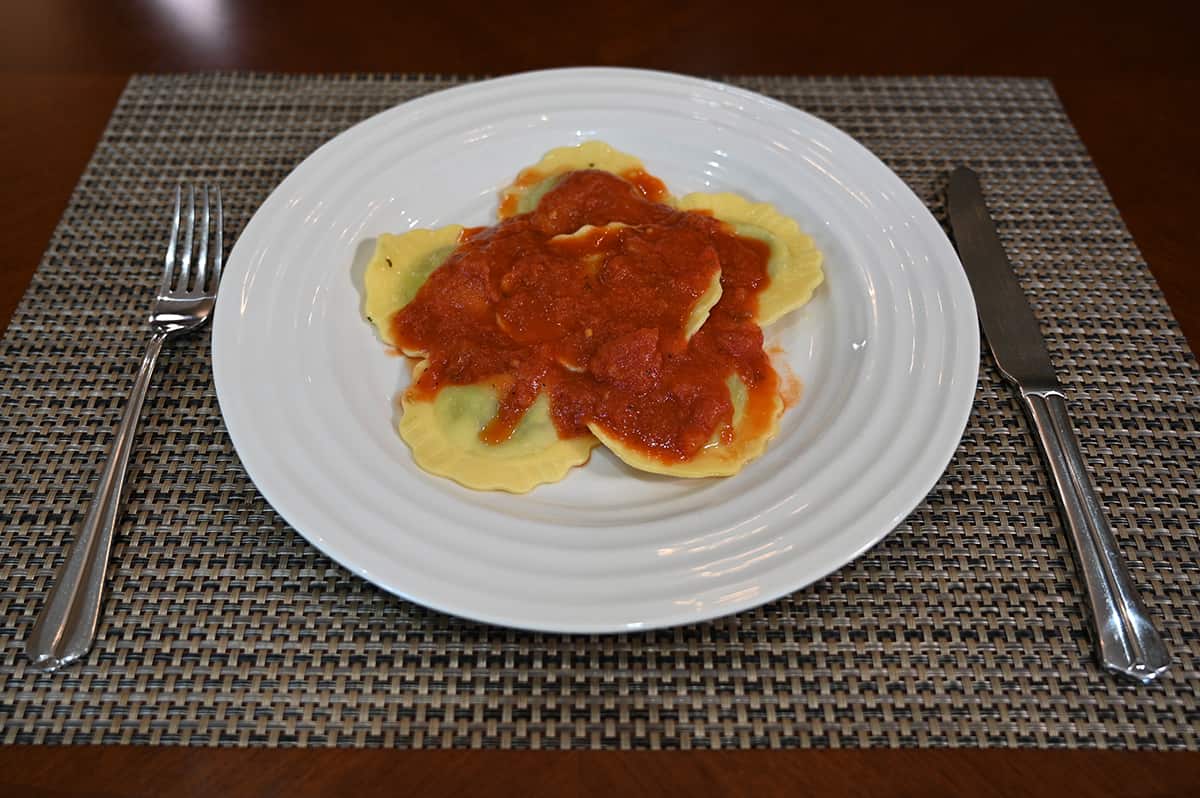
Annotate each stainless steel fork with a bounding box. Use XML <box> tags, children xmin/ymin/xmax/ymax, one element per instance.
<box><xmin>28</xmin><ymin>185</ymin><xmax>224</xmax><ymax>672</ymax></box>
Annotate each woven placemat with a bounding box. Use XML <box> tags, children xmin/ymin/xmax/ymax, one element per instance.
<box><xmin>1</xmin><ymin>74</ymin><xmax>1197</xmax><ymax>749</ymax></box>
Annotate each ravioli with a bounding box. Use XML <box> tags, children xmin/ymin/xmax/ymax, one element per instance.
<box><xmin>364</xmin><ymin>226</ymin><xmax>463</xmax><ymax>349</ymax></box>
<box><xmin>362</xmin><ymin>143</ymin><xmax>824</xmax><ymax>492</ymax></box>
<box><xmin>498</xmin><ymin>141</ymin><xmax>666</xmax><ymax>218</ymax></box>
<box><xmin>675</xmin><ymin>193</ymin><xmax>823</xmax><ymax>325</ymax></box>
<box><xmin>399</xmin><ymin>362</ymin><xmax>599</xmax><ymax>493</ymax></box>
<box><xmin>587</xmin><ymin>373</ymin><xmax>783</xmax><ymax>478</ymax></box>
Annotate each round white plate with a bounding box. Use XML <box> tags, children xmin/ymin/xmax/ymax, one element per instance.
<box><xmin>212</xmin><ymin>68</ymin><xmax>978</xmax><ymax>632</ymax></box>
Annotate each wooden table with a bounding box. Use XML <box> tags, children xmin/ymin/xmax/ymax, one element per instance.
<box><xmin>2</xmin><ymin>1</ymin><xmax>1197</xmax><ymax>794</ymax></box>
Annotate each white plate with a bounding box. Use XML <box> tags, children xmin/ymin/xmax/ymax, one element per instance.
<box><xmin>212</xmin><ymin>68</ymin><xmax>978</xmax><ymax>632</ymax></box>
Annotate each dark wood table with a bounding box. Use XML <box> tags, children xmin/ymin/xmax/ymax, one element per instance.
<box><xmin>3</xmin><ymin>2</ymin><xmax>1197</xmax><ymax>794</ymax></box>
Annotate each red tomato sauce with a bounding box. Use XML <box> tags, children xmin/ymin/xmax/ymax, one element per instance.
<box><xmin>392</xmin><ymin>169</ymin><xmax>779</xmax><ymax>463</ymax></box>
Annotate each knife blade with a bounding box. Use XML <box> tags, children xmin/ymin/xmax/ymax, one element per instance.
<box><xmin>947</xmin><ymin>167</ymin><xmax>1169</xmax><ymax>683</ymax></box>
<box><xmin>947</xmin><ymin>169</ymin><xmax>1059</xmax><ymax>393</ymax></box>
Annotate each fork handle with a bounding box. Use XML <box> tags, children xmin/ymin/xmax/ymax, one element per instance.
<box><xmin>1021</xmin><ymin>389</ymin><xmax>1170</xmax><ymax>682</ymax></box>
<box><xmin>27</xmin><ymin>331</ymin><xmax>168</xmax><ymax>671</ymax></box>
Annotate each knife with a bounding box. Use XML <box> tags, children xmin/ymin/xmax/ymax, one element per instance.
<box><xmin>947</xmin><ymin>167</ymin><xmax>1169</xmax><ymax>683</ymax></box>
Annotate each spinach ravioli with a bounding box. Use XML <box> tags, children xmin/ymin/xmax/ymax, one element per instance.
<box><xmin>498</xmin><ymin>141</ymin><xmax>669</xmax><ymax>218</ymax></box>
<box><xmin>399</xmin><ymin>363</ymin><xmax>599</xmax><ymax>493</ymax></box>
<box><xmin>588</xmin><ymin>373</ymin><xmax>783</xmax><ymax>478</ymax></box>
<box><xmin>675</xmin><ymin>193</ymin><xmax>824</xmax><ymax>325</ymax></box>
<box><xmin>360</xmin><ymin>142</ymin><xmax>824</xmax><ymax>492</ymax></box>
<box><xmin>364</xmin><ymin>226</ymin><xmax>463</xmax><ymax>351</ymax></box>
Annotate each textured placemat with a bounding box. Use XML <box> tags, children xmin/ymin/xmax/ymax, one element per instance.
<box><xmin>1</xmin><ymin>74</ymin><xmax>1197</xmax><ymax>749</ymax></box>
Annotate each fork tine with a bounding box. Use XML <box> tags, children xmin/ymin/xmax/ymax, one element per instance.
<box><xmin>212</xmin><ymin>185</ymin><xmax>224</xmax><ymax>289</ymax></box>
<box><xmin>177</xmin><ymin>185</ymin><xmax>196</xmax><ymax>289</ymax></box>
<box><xmin>159</xmin><ymin>185</ymin><xmax>182</xmax><ymax>295</ymax></box>
<box><xmin>195</xmin><ymin>186</ymin><xmax>210</xmax><ymax>292</ymax></box>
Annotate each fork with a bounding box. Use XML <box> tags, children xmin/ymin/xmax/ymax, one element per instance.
<box><xmin>27</xmin><ymin>185</ymin><xmax>223</xmax><ymax>672</ymax></box>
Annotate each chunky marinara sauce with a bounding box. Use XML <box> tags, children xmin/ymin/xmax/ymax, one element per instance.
<box><xmin>392</xmin><ymin>169</ymin><xmax>780</xmax><ymax>463</ymax></box>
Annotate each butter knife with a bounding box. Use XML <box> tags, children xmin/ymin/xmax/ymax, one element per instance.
<box><xmin>946</xmin><ymin>167</ymin><xmax>1169</xmax><ymax>683</ymax></box>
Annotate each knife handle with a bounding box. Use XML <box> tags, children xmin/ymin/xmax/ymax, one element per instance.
<box><xmin>1021</xmin><ymin>390</ymin><xmax>1170</xmax><ymax>682</ymax></box>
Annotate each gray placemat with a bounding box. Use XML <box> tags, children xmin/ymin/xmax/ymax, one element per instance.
<box><xmin>1</xmin><ymin>74</ymin><xmax>1197</xmax><ymax>749</ymax></box>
